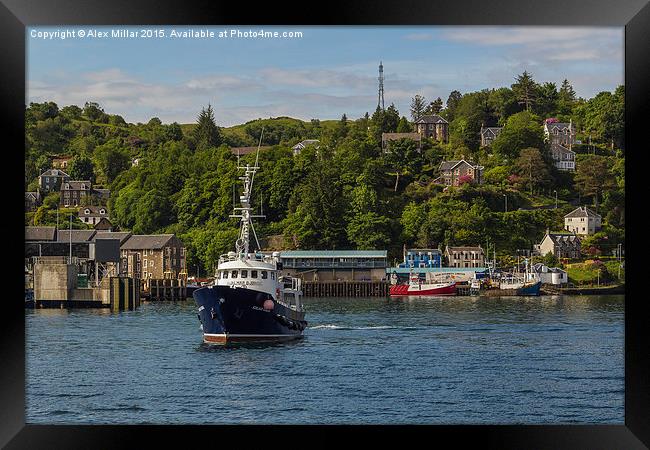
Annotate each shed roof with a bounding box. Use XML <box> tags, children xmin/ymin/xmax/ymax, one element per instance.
<box><xmin>25</xmin><ymin>226</ymin><xmax>57</xmax><ymax>241</ymax></box>
<box><xmin>57</xmin><ymin>229</ymin><xmax>97</xmax><ymax>242</ymax></box>
<box><xmin>280</xmin><ymin>250</ymin><xmax>387</xmax><ymax>258</ymax></box>
<box><xmin>93</xmin><ymin>231</ymin><xmax>132</xmax><ymax>244</ymax></box>
<box><xmin>121</xmin><ymin>234</ymin><xmax>175</xmax><ymax>250</ymax></box>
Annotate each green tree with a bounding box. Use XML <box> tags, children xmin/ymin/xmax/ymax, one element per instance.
<box><xmin>83</xmin><ymin>102</ymin><xmax>106</xmax><ymax>122</ymax></box>
<box><xmin>68</xmin><ymin>154</ymin><xmax>95</xmax><ymax>182</ymax></box>
<box><xmin>410</xmin><ymin>95</ymin><xmax>427</xmax><ymax>121</ymax></box>
<box><xmin>384</xmin><ymin>138</ymin><xmax>422</xmax><ymax>191</ymax></box>
<box><xmin>491</xmin><ymin>111</ymin><xmax>545</xmax><ymax>161</ymax></box>
<box><xmin>425</xmin><ymin>97</ymin><xmax>444</xmax><ymax>115</ymax></box>
<box><xmin>346</xmin><ymin>180</ymin><xmax>391</xmax><ymax>249</ymax></box>
<box><xmin>514</xmin><ymin>147</ymin><xmax>552</xmax><ymax>195</ymax></box>
<box><xmin>574</xmin><ymin>155</ymin><xmax>616</xmax><ymax>210</ymax></box>
<box><xmin>193</xmin><ymin>104</ymin><xmax>222</xmax><ymax>150</ymax></box>
<box><xmin>93</xmin><ymin>139</ymin><xmax>130</xmax><ymax>183</ymax></box>
<box><xmin>445</xmin><ymin>90</ymin><xmax>462</xmax><ymax>122</ymax></box>
<box><xmin>534</xmin><ymin>82</ymin><xmax>559</xmax><ymax>118</ymax></box>
<box><xmin>558</xmin><ymin>79</ymin><xmax>577</xmax><ymax>115</ymax></box>
<box><xmin>396</xmin><ymin>116</ymin><xmax>411</xmax><ymax>133</ymax></box>
<box><xmin>511</xmin><ymin>71</ymin><xmax>538</xmax><ymax>112</ymax></box>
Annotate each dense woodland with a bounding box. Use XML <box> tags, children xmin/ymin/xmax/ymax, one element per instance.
<box><xmin>25</xmin><ymin>72</ymin><xmax>625</xmax><ymax>274</ymax></box>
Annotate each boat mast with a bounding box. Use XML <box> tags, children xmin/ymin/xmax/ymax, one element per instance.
<box><xmin>229</xmin><ymin>129</ymin><xmax>265</xmax><ymax>258</ymax></box>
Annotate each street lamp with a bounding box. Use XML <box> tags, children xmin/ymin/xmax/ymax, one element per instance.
<box><xmin>553</xmin><ymin>190</ymin><xmax>558</xmax><ymax>209</ymax></box>
<box><xmin>503</xmin><ymin>194</ymin><xmax>508</xmax><ymax>213</ymax></box>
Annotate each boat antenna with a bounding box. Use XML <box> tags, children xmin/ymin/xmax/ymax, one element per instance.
<box><xmin>250</xmin><ymin>127</ymin><xmax>264</xmax><ymax>190</ymax></box>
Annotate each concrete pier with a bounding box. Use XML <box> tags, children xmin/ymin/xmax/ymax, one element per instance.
<box><xmin>32</xmin><ymin>256</ymin><xmax>139</xmax><ymax>309</ymax></box>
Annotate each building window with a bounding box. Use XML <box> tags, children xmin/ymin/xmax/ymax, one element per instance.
<box><xmin>261</xmin><ymin>271</ymin><xmax>268</xmax><ymax>279</ymax></box>
<box><xmin>222</xmin><ymin>271</ymin><xmax>228</xmax><ymax>279</ymax></box>
<box><xmin>143</xmin><ymin>260</ymin><xmax>147</xmax><ymax>268</ymax></box>
<box><xmin>231</xmin><ymin>270</ymin><xmax>238</xmax><ymax>278</ymax></box>
<box><xmin>271</xmin><ymin>272</ymin><xmax>275</xmax><ymax>280</ymax></box>
<box><xmin>241</xmin><ymin>270</ymin><xmax>248</xmax><ymax>278</ymax></box>
<box><xmin>251</xmin><ymin>270</ymin><xmax>258</xmax><ymax>278</ymax></box>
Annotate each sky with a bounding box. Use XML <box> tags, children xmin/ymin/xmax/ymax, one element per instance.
<box><xmin>27</xmin><ymin>26</ymin><xmax>623</xmax><ymax>126</ymax></box>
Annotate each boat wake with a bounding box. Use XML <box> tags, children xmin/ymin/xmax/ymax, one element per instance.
<box><xmin>310</xmin><ymin>324</ymin><xmax>418</xmax><ymax>330</ymax></box>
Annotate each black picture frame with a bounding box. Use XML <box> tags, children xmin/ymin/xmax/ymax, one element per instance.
<box><xmin>2</xmin><ymin>0</ymin><xmax>648</xmax><ymax>447</ymax></box>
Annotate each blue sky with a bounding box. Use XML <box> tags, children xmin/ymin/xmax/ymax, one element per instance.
<box><xmin>27</xmin><ymin>26</ymin><xmax>623</xmax><ymax>126</ymax></box>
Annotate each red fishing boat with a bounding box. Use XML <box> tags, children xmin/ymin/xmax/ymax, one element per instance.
<box><xmin>389</xmin><ymin>272</ymin><xmax>457</xmax><ymax>296</ymax></box>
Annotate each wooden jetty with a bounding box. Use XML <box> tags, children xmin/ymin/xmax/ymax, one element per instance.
<box><xmin>142</xmin><ymin>278</ymin><xmax>187</xmax><ymax>301</ymax></box>
<box><xmin>303</xmin><ymin>280</ymin><xmax>388</xmax><ymax>297</ymax></box>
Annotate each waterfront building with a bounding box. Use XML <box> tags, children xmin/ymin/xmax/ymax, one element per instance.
<box><xmin>564</xmin><ymin>206</ymin><xmax>601</xmax><ymax>235</ymax></box>
<box><xmin>444</xmin><ymin>245</ymin><xmax>485</xmax><ymax>268</ymax></box>
<box><xmin>434</xmin><ymin>160</ymin><xmax>484</xmax><ymax>186</ymax></box>
<box><xmin>415</xmin><ymin>115</ymin><xmax>449</xmax><ymax>142</ymax></box>
<box><xmin>480</xmin><ymin>125</ymin><xmax>503</xmax><ymax>147</ymax></box>
<box><xmin>399</xmin><ymin>248</ymin><xmax>442</xmax><ymax>269</ymax></box>
<box><xmin>535</xmin><ymin>232</ymin><xmax>582</xmax><ymax>259</ymax></box>
<box><xmin>381</xmin><ymin>132</ymin><xmax>422</xmax><ymax>153</ymax></box>
<box><xmin>38</xmin><ymin>169</ymin><xmax>70</xmax><ymax>193</ymax></box>
<box><xmin>279</xmin><ymin>250</ymin><xmax>387</xmax><ymax>282</ymax></box>
<box><xmin>529</xmin><ymin>263</ymin><xmax>568</xmax><ymax>285</ymax></box>
<box><xmin>120</xmin><ymin>234</ymin><xmax>187</xmax><ymax>283</ymax></box>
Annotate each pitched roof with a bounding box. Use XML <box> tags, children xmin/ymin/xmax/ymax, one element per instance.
<box><xmin>545</xmin><ymin>122</ymin><xmax>574</xmax><ymax>132</ymax></box>
<box><xmin>39</xmin><ymin>168</ymin><xmax>70</xmax><ymax>178</ymax></box>
<box><xmin>25</xmin><ymin>226</ymin><xmax>57</xmax><ymax>241</ymax></box>
<box><xmin>280</xmin><ymin>250</ymin><xmax>387</xmax><ymax>258</ymax></box>
<box><xmin>381</xmin><ymin>132</ymin><xmax>421</xmax><ymax>141</ymax></box>
<box><xmin>416</xmin><ymin>114</ymin><xmax>448</xmax><ymax>124</ymax></box>
<box><xmin>481</xmin><ymin>127</ymin><xmax>503</xmax><ymax>136</ymax></box>
<box><xmin>550</xmin><ymin>142</ymin><xmax>575</xmax><ymax>155</ymax></box>
<box><xmin>25</xmin><ymin>191</ymin><xmax>38</xmax><ymax>200</ymax></box>
<box><xmin>78</xmin><ymin>206</ymin><xmax>109</xmax><ymax>217</ymax></box>
<box><xmin>564</xmin><ymin>206</ymin><xmax>601</xmax><ymax>219</ymax></box>
<box><xmin>542</xmin><ymin>233</ymin><xmax>581</xmax><ymax>247</ymax></box>
<box><xmin>57</xmin><ymin>229</ymin><xmax>97</xmax><ymax>242</ymax></box>
<box><xmin>92</xmin><ymin>231</ymin><xmax>132</xmax><ymax>244</ymax></box>
<box><xmin>61</xmin><ymin>180</ymin><xmax>91</xmax><ymax>190</ymax></box>
<box><xmin>121</xmin><ymin>234</ymin><xmax>175</xmax><ymax>250</ymax></box>
<box><xmin>438</xmin><ymin>159</ymin><xmax>481</xmax><ymax>171</ymax></box>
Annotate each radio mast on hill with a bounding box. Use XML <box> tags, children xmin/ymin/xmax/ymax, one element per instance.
<box><xmin>378</xmin><ymin>61</ymin><xmax>385</xmax><ymax>111</ymax></box>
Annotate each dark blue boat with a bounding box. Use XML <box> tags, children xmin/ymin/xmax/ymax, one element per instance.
<box><xmin>193</xmin><ymin>156</ymin><xmax>306</xmax><ymax>344</ymax></box>
<box><xmin>195</xmin><ymin>284</ymin><xmax>306</xmax><ymax>344</ymax></box>
<box><xmin>516</xmin><ymin>280</ymin><xmax>542</xmax><ymax>296</ymax></box>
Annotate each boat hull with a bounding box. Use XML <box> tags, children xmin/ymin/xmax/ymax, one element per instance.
<box><xmin>389</xmin><ymin>282</ymin><xmax>457</xmax><ymax>297</ymax></box>
<box><xmin>193</xmin><ymin>285</ymin><xmax>306</xmax><ymax>344</ymax></box>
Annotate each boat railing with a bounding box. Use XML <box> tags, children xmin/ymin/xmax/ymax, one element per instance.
<box><xmin>218</xmin><ymin>252</ymin><xmax>277</xmax><ymax>265</ymax></box>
